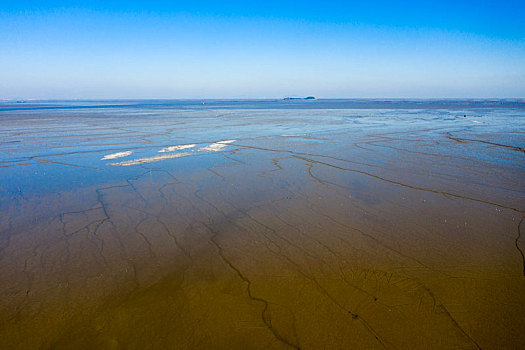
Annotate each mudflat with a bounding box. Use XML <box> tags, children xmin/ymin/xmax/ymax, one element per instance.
<box><xmin>1</xmin><ymin>100</ymin><xmax>524</xmax><ymax>349</ymax></box>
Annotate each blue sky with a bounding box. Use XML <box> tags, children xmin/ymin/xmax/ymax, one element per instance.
<box><xmin>1</xmin><ymin>1</ymin><xmax>524</xmax><ymax>99</ymax></box>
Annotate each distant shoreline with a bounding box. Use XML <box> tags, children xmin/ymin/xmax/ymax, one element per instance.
<box><xmin>1</xmin><ymin>98</ymin><xmax>525</xmax><ymax>112</ymax></box>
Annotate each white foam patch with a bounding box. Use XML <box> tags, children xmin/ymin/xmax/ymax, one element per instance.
<box><xmin>200</xmin><ymin>144</ymin><xmax>227</xmax><ymax>152</ymax></box>
<box><xmin>110</xmin><ymin>152</ymin><xmax>191</xmax><ymax>166</ymax></box>
<box><xmin>102</xmin><ymin>151</ymin><xmax>132</xmax><ymax>160</ymax></box>
<box><xmin>199</xmin><ymin>140</ymin><xmax>236</xmax><ymax>152</ymax></box>
<box><xmin>158</xmin><ymin>144</ymin><xmax>196</xmax><ymax>153</ymax></box>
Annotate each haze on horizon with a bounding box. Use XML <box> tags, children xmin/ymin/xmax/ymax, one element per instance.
<box><xmin>1</xmin><ymin>0</ymin><xmax>524</xmax><ymax>99</ymax></box>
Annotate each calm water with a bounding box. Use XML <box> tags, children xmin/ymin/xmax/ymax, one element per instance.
<box><xmin>1</xmin><ymin>100</ymin><xmax>524</xmax><ymax>349</ymax></box>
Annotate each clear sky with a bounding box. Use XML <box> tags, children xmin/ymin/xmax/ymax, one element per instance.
<box><xmin>1</xmin><ymin>1</ymin><xmax>524</xmax><ymax>99</ymax></box>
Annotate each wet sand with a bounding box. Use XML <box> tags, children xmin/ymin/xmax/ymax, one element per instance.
<box><xmin>1</xmin><ymin>101</ymin><xmax>524</xmax><ymax>349</ymax></box>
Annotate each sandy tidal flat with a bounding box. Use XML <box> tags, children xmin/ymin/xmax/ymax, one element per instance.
<box><xmin>0</xmin><ymin>100</ymin><xmax>524</xmax><ymax>349</ymax></box>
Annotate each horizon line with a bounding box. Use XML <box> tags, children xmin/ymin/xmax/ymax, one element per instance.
<box><xmin>2</xmin><ymin>97</ymin><xmax>525</xmax><ymax>101</ymax></box>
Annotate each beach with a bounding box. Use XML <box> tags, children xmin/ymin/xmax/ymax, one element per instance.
<box><xmin>1</xmin><ymin>100</ymin><xmax>524</xmax><ymax>349</ymax></box>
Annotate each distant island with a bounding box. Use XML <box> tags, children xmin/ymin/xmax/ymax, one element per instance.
<box><xmin>283</xmin><ymin>96</ymin><xmax>317</xmax><ymax>101</ymax></box>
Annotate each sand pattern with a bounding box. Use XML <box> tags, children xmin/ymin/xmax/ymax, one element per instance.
<box><xmin>0</xmin><ymin>102</ymin><xmax>524</xmax><ymax>349</ymax></box>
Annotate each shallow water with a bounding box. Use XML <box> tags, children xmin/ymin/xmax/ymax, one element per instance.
<box><xmin>1</xmin><ymin>100</ymin><xmax>524</xmax><ymax>349</ymax></box>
